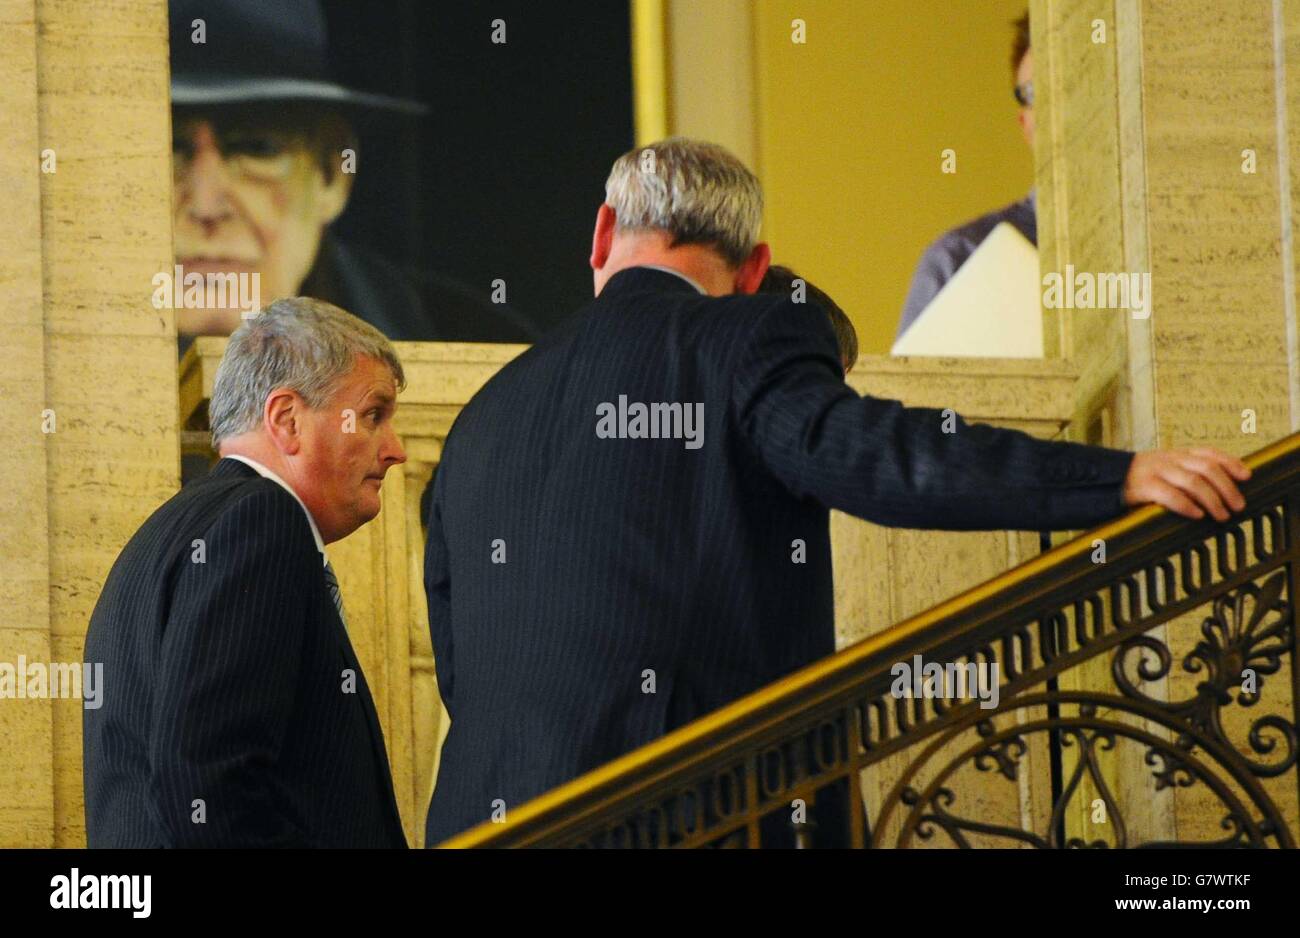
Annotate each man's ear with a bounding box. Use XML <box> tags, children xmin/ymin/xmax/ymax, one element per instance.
<box><xmin>733</xmin><ymin>242</ymin><xmax>772</xmax><ymax>295</ymax></box>
<box><xmin>315</xmin><ymin>159</ymin><xmax>355</xmax><ymax>226</ymax></box>
<box><xmin>264</xmin><ymin>388</ymin><xmax>304</xmax><ymax>455</ymax></box>
<box><xmin>589</xmin><ymin>203</ymin><xmax>617</xmax><ymax>272</ymax></box>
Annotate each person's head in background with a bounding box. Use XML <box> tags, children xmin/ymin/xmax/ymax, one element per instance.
<box><xmin>759</xmin><ymin>265</ymin><xmax>859</xmax><ymax>375</ymax></box>
<box><xmin>1013</xmin><ymin>12</ymin><xmax>1034</xmax><ymax>148</ymax></box>
<box><xmin>173</xmin><ymin>104</ymin><xmax>357</xmax><ymax>337</ymax></box>
<box><xmin>591</xmin><ymin>138</ymin><xmax>771</xmax><ymax>298</ymax></box>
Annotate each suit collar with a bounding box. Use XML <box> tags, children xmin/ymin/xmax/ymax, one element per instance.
<box><xmin>208</xmin><ymin>456</ymin><xmax>258</xmax><ymax>480</ymax></box>
<box><xmin>601</xmin><ymin>265</ymin><xmax>709</xmax><ymax>298</ymax></box>
<box><xmin>219</xmin><ymin>454</ymin><xmax>328</xmax><ymax>563</ymax></box>
<box><xmin>638</xmin><ymin>265</ymin><xmax>707</xmax><ymax>294</ymax></box>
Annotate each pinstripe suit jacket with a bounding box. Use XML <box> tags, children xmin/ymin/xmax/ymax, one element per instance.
<box><xmin>84</xmin><ymin>458</ymin><xmax>406</xmax><ymax>848</ymax></box>
<box><xmin>422</xmin><ymin>266</ymin><xmax>1136</xmax><ymax>844</ymax></box>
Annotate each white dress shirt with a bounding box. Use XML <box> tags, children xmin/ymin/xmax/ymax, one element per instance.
<box><xmin>640</xmin><ymin>265</ymin><xmax>707</xmax><ymax>295</ymax></box>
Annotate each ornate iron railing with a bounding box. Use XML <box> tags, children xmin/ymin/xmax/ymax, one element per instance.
<box><xmin>441</xmin><ymin>433</ymin><xmax>1300</xmax><ymax>848</ymax></box>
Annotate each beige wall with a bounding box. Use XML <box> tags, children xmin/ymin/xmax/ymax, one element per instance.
<box><xmin>0</xmin><ymin>0</ymin><xmax>177</xmax><ymax>846</ymax></box>
<box><xmin>661</xmin><ymin>0</ymin><xmax>758</xmax><ymax>170</ymax></box>
<box><xmin>0</xmin><ymin>0</ymin><xmax>52</xmax><ymax>848</ymax></box>
<box><xmin>1036</xmin><ymin>0</ymin><xmax>1300</xmax><ymax>844</ymax></box>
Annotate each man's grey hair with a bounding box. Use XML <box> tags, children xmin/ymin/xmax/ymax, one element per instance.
<box><xmin>603</xmin><ymin>137</ymin><xmax>763</xmax><ymax>267</ymax></box>
<box><xmin>209</xmin><ymin>297</ymin><xmax>406</xmax><ymax>449</ymax></box>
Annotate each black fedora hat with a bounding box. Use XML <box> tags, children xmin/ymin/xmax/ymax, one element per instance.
<box><xmin>169</xmin><ymin>0</ymin><xmax>428</xmax><ymax>116</ymax></box>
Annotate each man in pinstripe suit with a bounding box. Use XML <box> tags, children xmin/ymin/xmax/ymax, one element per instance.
<box><xmin>84</xmin><ymin>298</ymin><xmax>408</xmax><ymax>847</ymax></box>
<box><xmin>422</xmin><ymin>138</ymin><xmax>1250</xmax><ymax>847</ymax></box>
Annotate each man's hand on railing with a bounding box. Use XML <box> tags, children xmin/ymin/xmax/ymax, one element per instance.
<box><xmin>1121</xmin><ymin>447</ymin><xmax>1252</xmax><ymax>521</ymax></box>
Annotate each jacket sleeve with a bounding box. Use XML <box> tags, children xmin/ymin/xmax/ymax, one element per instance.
<box><xmin>732</xmin><ymin>299</ymin><xmax>1136</xmax><ymax>532</ymax></box>
<box><xmin>424</xmin><ymin>464</ymin><xmax>454</xmax><ymax>713</ymax></box>
<box><xmin>150</xmin><ymin>485</ymin><xmax>316</xmax><ymax>847</ymax></box>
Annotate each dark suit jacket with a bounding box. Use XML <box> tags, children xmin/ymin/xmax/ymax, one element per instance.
<box><xmin>84</xmin><ymin>458</ymin><xmax>406</xmax><ymax>848</ymax></box>
<box><xmin>423</xmin><ymin>265</ymin><xmax>1135</xmax><ymax>845</ymax></box>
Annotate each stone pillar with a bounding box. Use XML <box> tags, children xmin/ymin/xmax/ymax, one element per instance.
<box><xmin>1036</xmin><ymin>0</ymin><xmax>1300</xmax><ymax>843</ymax></box>
<box><xmin>0</xmin><ymin>0</ymin><xmax>177</xmax><ymax>847</ymax></box>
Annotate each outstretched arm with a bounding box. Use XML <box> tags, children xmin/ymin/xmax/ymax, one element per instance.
<box><xmin>734</xmin><ymin>300</ymin><xmax>1248</xmax><ymax>531</ymax></box>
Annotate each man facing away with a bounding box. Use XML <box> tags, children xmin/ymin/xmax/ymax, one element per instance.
<box><xmin>422</xmin><ymin>138</ymin><xmax>1249</xmax><ymax>846</ymax></box>
<box><xmin>84</xmin><ymin>298</ymin><xmax>408</xmax><ymax>847</ymax></box>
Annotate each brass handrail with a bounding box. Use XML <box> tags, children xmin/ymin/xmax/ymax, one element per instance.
<box><xmin>441</xmin><ymin>432</ymin><xmax>1300</xmax><ymax>847</ymax></box>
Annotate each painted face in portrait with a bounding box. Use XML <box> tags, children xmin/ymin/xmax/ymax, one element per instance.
<box><xmin>172</xmin><ymin>107</ymin><xmax>354</xmax><ymax>336</ymax></box>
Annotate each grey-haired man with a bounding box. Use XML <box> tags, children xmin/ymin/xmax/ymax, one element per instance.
<box><xmin>84</xmin><ymin>297</ymin><xmax>408</xmax><ymax>847</ymax></box>
<box><xmin>422</xmin><ymin>137</ymin><xmax>1248</xmax><ymax>848</ymax></box>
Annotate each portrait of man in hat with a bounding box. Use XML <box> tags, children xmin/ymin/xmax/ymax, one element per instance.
<box><xmin>168</xmin><ymin>0</ymin><xmax>540</xmax><ymax>346</ymax></box>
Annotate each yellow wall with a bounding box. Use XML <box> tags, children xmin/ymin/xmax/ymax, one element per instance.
<box><xmin>746</xmin><ymin>0</ymin><xmax>1034</xmax><ymax>354</ymax></box>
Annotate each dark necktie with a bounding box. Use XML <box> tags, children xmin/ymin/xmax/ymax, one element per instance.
<box><xmin>323</xmin><ymin>559</ymin><xmax>348</xmax><ymax>629</ymax></box>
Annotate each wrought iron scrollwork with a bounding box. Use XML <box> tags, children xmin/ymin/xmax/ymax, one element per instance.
<box><xmin>1112</xmin><ymin>570</ymin><xmax>1297</xmax><ymax>777</ymax></box>
<box><xmin>875</xmin><ymin>692</ymin><xmax>1291</xmax><ymax>849</ymax></box>
<box><xmin>454</xmin><ymin>483</ymin><xmax>1300</xmax><ymax>848</ymax></box>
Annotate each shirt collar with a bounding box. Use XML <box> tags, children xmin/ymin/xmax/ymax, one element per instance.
<box><xmin>638</xmin><ymin>265</ymin><xmax>708</xmax><ymax>295</ymax></box>
<box><xmin>222</xmin><ymin>454</ymin><xmax>328</xmax><ymax>565</ymax></box>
